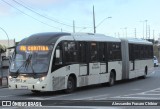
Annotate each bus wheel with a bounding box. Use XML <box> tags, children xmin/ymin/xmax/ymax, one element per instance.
<box><xmin>108</xmin><ymin>72</ymin><xmax>115</xmax><ymax>87</ymax></box>
<box><xmin>31</xmin><ymin>90</ymin><xmax>40</xmax><ymax>93</ymax></box>
<box><xmin>65</xmin><ymin>76</ymin><xmax>75</xmax><ymax>93</ymax></box>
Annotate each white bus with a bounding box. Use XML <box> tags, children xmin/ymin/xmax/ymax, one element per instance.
<box><xmin>8</xmin><ymin>32</ymin><xmax>153</xmax><ymax>93</ymax></box>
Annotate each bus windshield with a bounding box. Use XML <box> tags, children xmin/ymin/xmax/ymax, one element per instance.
<box><xmin>10</xmin><ymin>45</ymin><xmax>53</xmax><ymax>74</ymax></box>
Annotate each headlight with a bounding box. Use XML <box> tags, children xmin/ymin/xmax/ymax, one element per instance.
<box><xmin>9</xmin><ymin>76</ymin><xmax>12</xmax><ymax>79</ymax></box>
<box><xmin>38</xmin><ymin>76</ymin><xmax>46</xmax><ymax>82</ymax></box>
<box><xmin>9</xmin><ymin>76</ymin><xmax>14</xmax><ymax>82</ymax></box>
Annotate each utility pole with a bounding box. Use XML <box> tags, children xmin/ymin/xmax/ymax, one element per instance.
<box><xmin>140</xmin><ymin>21</ymin><xmax>145</xmax><ymax>39</ymax></box>
<box><xmin>148</xmin><ymin>25</ymin><xmax>150</xmax><ymax>39</ymax></box>
<box><xmin>115</xmin><ymin>33</ymin><xmax>117</xmax><ymax>37</ymax></box>
<box><xmin>135</xmin><ymin>28</ymin><xmax>136</xmax><ymax>38</ymax></box>
<box><xmin>153</xmin><ymin>30</ymin><xmax>155</xmax><ymax>44</ymax></box>
<box><xmin>93</xmin><ymin>5</ymin><xmax>96</xmax><ymax>33</ymax></box>
<box><xmin>125</xmin><ymin>27</ymin><xmax>127</xmax><ymax>38</ymax></box>
<box><xmin>73</xmin><ymin>20</ymin><xmax>75</xmax><ymax>33</ymax></box>
<box><xmin>118</xmin><ymin>32</ymin><xmax>120</xmax><ymax>38</ymax></box>
<box><xmin>142</xmin><ymin>21</ymin><xmax>144</xmax><ymax>39</ymax></box>
<box><xmin>145</xmin><ymin>20</ymin><xmax>148</xmax><ymax>39</ymax></box>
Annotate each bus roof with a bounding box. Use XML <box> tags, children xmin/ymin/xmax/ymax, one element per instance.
<box><xmin>18</xmin><ymin>32</ymin><xmax>152</xmax><ymax>45</ymax></box>
<box><xmin>18</xmin><ymin>32</ymin><xmax>71</xmax><ymax>45</ymax></box>
<box><xmin>127</xmin><ymin>38</ymin><xmax>153</xmax><ymax>45</ymax></box>
<box><xmin>72</xmin><ymin>33</ymin><xmax>121</xmax><ymax>42</ymax></box>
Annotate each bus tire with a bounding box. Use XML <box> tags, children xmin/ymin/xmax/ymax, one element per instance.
<box><xmin>64</xmin><ymin>76</ymin><xmax>75</xmax><ymax>93</ymax></box>
<box><xmin>108</xmin><ymin>72</ymin><xmax>115</xmax><ymax>87</ymax></box>
<box><xmin>31</xmin><ymin>90</ymin><xmax>40</xmax><ymax>93</ymax></box>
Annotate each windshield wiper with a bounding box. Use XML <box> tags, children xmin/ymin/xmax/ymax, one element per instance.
<box><xmin>15</xmin><ymin>54</ymin><xmax>36</xmax><ymax>77</ymax></box>
<box><xmin>14</xmin><ymin>55</ymin><xmax>30</xmax><ymax>76</ymax></box>
<box><xmin>26</xmin><ymin>54</ymin><xmax>36</xmax><ymax>77</ymax></box>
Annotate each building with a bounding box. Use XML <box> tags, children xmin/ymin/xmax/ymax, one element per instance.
<box><xmin>0</xmin><ymin>39</ymin><xmax>16</xmax><ymax>68</ymax></box>
<box><xmin>0</xmin><ymin>39</ymin><xmax>16</xmax><ymax>57</ymax></box>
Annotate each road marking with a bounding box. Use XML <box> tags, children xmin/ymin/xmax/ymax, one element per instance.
<box><xmin>0</xmin><ymin>95</ymin><xmax>16</xmax><ymax>98</ymax></box>
<box><xmin>138</xmin><ymin>93</ymin><xmax>160</xmax><ymax>95</ymax></box>
<box><xmin>27</xmin><ymin>93</ymin><xmax>75</xmax><ymax>100</ymax></box>
<box><xmin>111</xmin><ymin>87</ymin><xmax>160</xmax><ymax>99</ymax></box>
<box><xmin>27</xmin><ymin>97</ymin><xmax>44</xmax><ymax>100</ymax></box>
<box><xmin>73</xmin><ymin>94</ymin><xmax>109</xmax><ymax>100</ymax></box>
<box><xmin>43</xmin><ymin>93</ymin><xmax>74</xmax><ymax>100</ymax></box>
<box><xmin>139</xmin><ymin>88</ymin><xmax>160</xmax><ymax>94</ymax></box>
<box><xmin>131</xmin><ymin>89</ymin><xmax>142</xmax><ymax>91</ymax></box>
<box><xmin>112</xmin><ymin>96</ymin><xmax>160</xmax><ymax>100</ymax></box>
<box><xmin>1</xmin><ymin>107</ymin><xmax>18</xmax><ymax>109</ymax></box>
<box><xmin>148</xmin><ymin>71</ymin><xmax>155</xmax><ymax>76</ymax></box>
<box><xmin>40</xmin><ymin>106</ymin><xmax>121</xmax><ymax>109</ymax></box>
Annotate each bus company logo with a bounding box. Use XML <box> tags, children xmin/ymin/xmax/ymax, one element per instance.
<box><xmin>2</xmin><ymin>101</ymin><xmax>11</xmax><ymax>106</ymax></box>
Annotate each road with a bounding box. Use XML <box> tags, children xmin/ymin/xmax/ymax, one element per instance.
<box><xmin>0</xmin><ymin>67</ymin><xmax>160</xmax><ymax>109</ymax></box>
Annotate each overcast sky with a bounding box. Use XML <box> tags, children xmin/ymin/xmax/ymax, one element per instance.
<box><xmin>0</xmin><ymin>0</ymin><xmax>160</xmax><ymax>41</ymax></box>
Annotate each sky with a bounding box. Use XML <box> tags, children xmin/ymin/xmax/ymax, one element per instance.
<box><xmin>0</xmin><ymin>0</ymin><xmax>160</xmax><ymax>42</ymax></box>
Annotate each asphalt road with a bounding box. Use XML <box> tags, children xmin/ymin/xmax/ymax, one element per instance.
<box><xmin>1</xmin><ymin>67</ymin><xmax>160</xmax><ymax>109</ymax></box>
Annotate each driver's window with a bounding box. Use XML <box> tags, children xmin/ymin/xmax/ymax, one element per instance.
<box><xmin>54</xmin><ymin>42</ymin><xmax>62</xmax><ymax>65</ymax></box>
<box><xmin>51</xmin><ymin>42</ymin><xmax>63</xmax><ymax>72</ymax></box>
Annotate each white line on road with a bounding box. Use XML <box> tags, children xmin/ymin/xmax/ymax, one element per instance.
<box><xmin>39</xmin><ymin>106</ymin><xmax>121</xmax><ymax>109</ymax></box>
<box><xmin>148</xmin><ymin>71</ymin><xmax>155</xmax><ymax>76</ymax></box>
<box><xmin>27</xmin><ymin>97</ymin><xmax>44</xmax><ymax>100</ymax></box>
<box><xmin>27</xmin><ymin>93</ymin><xmax>75</xmax><ymax>100</ymax></box>
<box><xmin>0</xmin><ymin>95</ymin><xmax>16</xmax><ymax>98</ymax></box>
<box><xmin>0</xmin><ymin>107</ymin><xmax>19</xmax><ymax>109</ymax></box>
<box><xmin>112</xmin><ymin>87</ymin><xmax>160</xmax><ymax>98</ymax></box>
<box><xmin>139</xmin><ymin>88</ymin><xmax>160</xmax><ymax>94</ymax></box>
<box><xmin>137</xmin><ymin>93</ymin><xmax>160</xmax><ymax>95</ymax></box>
<box><xmin>112</xmin><ymin>96</ymin><xmax>160</xmax><ymax>100</ymax></box>
<box><xmin>130</xmin><ymin>89</ymin><xmax>142</xmax><ymax>91</ymax></box>
<box><xmin>73</xmin><ymin>94</ymin><xmax>109</xmax><ymax>100</ymax></box>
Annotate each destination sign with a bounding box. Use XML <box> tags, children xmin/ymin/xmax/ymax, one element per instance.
<box><xmin>19</xmin><ymin>46</ymin><xmax>49</xmax><ymax>51</ymax></box>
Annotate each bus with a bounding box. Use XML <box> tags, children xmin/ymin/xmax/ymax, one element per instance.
<box><xmin>8</xmin><ymin>32</ymin><xmax>153</xmax><ymax>93</ymax></box>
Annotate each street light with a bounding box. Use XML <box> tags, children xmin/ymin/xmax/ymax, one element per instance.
<box><xmin>93</xmin><ymin>16</ymin><xmax>112</xmax><ymax>33</ymax></box>
<box><xmin>78</xmin><ymin>27</ymin><xmax>87</xmax><ymax>32</ymax></box>
<box><xmin>93</xmin><ymin>5</ymin><xmax>112</xmax><ymax>33</ymax></box>
<box><xmin>96</xmin><ymin>17</ymin><xmax>112</xmax><ymax>28</ymax></box>
<box><xmin>0</xmin><ymin>27</ymin><xmax>9</xmax><ymax>48</ymax></box>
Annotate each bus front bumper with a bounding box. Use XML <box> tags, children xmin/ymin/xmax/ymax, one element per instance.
<box><xmin>8</xmin><ymin>82</ymin><xmax>47</xmax><ymax>91</ymax></box>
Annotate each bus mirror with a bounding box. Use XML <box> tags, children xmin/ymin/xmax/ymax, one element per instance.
<box><xmin>56</xmin><ymin>49</ymin><xmax>60</xmax><ymax>58</ymax></box>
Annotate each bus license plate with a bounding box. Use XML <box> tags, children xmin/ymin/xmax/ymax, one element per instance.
<box><xmin>21</xmin><ymin>86</ymin><xmax>28</xmax><ymax>89</ymax></box>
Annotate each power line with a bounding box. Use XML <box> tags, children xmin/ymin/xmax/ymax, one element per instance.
<box><xmin>17</xmin><ymin>0</ymin><xmax>72</xmax><ymax>24</ymax></box>
<box><xmin>1</xmin><ymin>0</ymin><xmax>64</xmax><ymax>30</ymax></box>
<box><xmin>12</xmin><ymin>0</ymin><xmax>89</xmax><ymax>29</ymax></box>
<box><xmin>12</xmin><ymin>0</ymin><xmax>72</xmax><ymax>27</ymax></box>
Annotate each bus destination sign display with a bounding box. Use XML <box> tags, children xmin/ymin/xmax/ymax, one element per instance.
<box><xmin>19</xmin><ymin>46</ymin><xmax>49</xmax><ymax>51</ymax></box>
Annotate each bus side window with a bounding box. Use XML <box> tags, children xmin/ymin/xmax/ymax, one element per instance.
<box><xmin>99</xmin><ymin>42</ymin><xmax>105</xmax><ymax>62</ymax></box>
<box><xmin>63</xmin><ymin>41</ymin><xmax>78</xmax><ymax>63</ymax></box>
<box><xmin>78</xmin><ymin>42</ymin><xmax>87</xmax><ymax>63</ymax></box>
<box><xmin>90</xmin><ymin>42</ymin><xmax>98</xmax><ymax>62</ymax></box>
<box><xmin>54</xmin><ymin>43</ymin><xmax>63</xmax><ymax>65</ymax></box>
